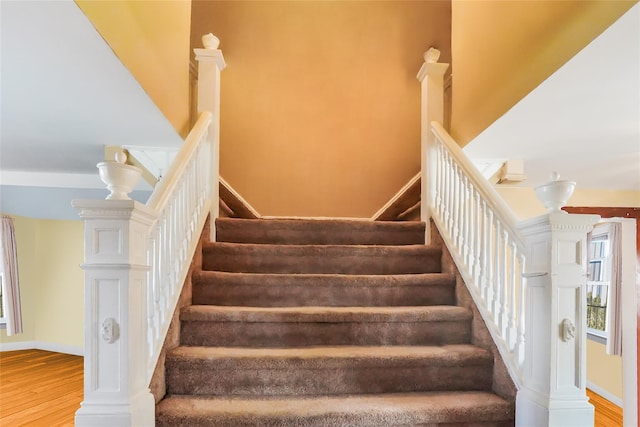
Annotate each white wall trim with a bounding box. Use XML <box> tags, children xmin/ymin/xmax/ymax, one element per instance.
<box><xmin>0</xmin><ymin>340</ymin><xmax>83</xmax><ymax>356</ymax></box>
<box><xmin>587</xmin><ymin>381</ymin><xmax>623</xmax><ymax>408</ymax></box>
<box><xmin>1</xmin><ymin>170</ymin><xmax>103</xmax><ymax>189</ymax></box>
<box><xmin>370</xmin><ymin>172</ymin><xmax>420</xmax><ymax>221</ymax></box>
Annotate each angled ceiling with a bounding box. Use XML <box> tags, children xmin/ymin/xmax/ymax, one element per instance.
<box><xmin>0</xmin><ymin>0</ymin><xmax>181</xmax><ymax>218</ymax></box>
<box><xmin>464</xmin><ymin>2</ymin><xmax>640</xmax><ymax>192</ymax></box>
<box><xmin>0</xmin><ymin>1</ymin><xmax>638</xmax><ymax>220</ymax></box>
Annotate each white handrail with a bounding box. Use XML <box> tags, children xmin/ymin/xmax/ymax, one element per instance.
<box><xmin>428</xmin><ymin>121</ymin><xmax>527</xmax><ymax>386</ymax></box>
<box><xmin>144</xmin><ymin>111</ymin><xmax>213</xmax><ymax>381</ymax></box>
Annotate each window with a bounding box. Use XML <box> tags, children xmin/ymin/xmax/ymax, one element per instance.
<box><xmin>586</xmin><ymin>225</ymin><xmax>611</xmax><ymax>343</ymax></box>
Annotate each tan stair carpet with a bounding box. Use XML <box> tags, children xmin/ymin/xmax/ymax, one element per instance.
<box><xmin>155</xmin><ymin>217</ymin><xmax>515</xmax><ymax>426</ymax></box>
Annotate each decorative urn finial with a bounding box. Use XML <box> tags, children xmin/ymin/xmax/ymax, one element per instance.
<box><xmin>534</xmin><ymin>171</ymin><xmax>576</xmax><ymax>214</ymax></box>
<box><xmin>202</xmin><ymin>33</ymin><xmax>220</xmax><ymax>50</ymax></box>
<box><xmin>97</xmin><ymin>151</ymin><xmax>142</xmax><ymax>200</ymax></box>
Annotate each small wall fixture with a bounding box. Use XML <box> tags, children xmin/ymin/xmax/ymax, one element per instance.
<box><xmin>497</xmin><ymin>159</ymin><xmax>527</xmax><ymax>184</ymax></box>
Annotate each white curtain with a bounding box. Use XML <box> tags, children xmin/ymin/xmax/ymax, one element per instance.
<box><xmin>1</xmin><ymin>215</ymin><xmax>23</xmax><ymax>335</ymax></box>
<box><xmin>606</xmin><ymin>222</ymin><xmax>622</xmax><ymax>356</ymax></box>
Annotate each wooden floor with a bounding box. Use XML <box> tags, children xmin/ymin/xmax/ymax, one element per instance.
<box><xmin>0</xmin><ymin>349</ymin><xmax>625</xmax><ymax>426</ymax></box>
<box><xmin>0</xmin><ymin>349</ymin><xmax>83</xmax><ymax>427</ymax></box>
<box><xmin>587</xmin><ymin>388</ymin><xmax>624</xmax><ymax>427</ymax></box>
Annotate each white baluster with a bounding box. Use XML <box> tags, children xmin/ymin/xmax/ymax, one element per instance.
<box><xmin>507</xmin><ymin>239</ymin><xmax>518</xmax><ymax>351</ymax></box>
<box><xmin>445</xmin><ymin>152</ymin><xmax>453</xmax><ymax>234</ymax></box>
<box><xmin>484</xmin><ymin>209</ymin><xmax>495</xmax><ymax>306</ymax></box>
<box><xmin>498</xmin><ymin>228</ymin><xmax>509</xmax><ymax>336</ymax></box>
<box><xmin>516</xmin><ymin>252</ymin><xmax>526</xmax><ymax>367</ymax></box>
<box><xmin>492</xmin><ymin>220</ymin><xmax>502</xmax><ymax>323</ymax></box>
<box><xmin>473</xmin><ymin>191</ymin><xmax>482</xmax><ymax>285</ymax></box>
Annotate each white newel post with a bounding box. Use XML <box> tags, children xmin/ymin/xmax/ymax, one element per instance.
<box><xmin>73</xmin><ymin>200</ymin><xmax>156</xmax><ymax>427</ymax></box>
<box><xmin>417</xmin><ymin>48</ymin><xmax>449</xmax><ymax>244</ymax></box>
<box><xmin>195</xmin><ymin>33</ymin><xmax>226</xmax><ymax>242</ymax></box>
<box><xmin>516</xmin><ymin>211</ymin><xmax>600</xmax><ymax>427</ymax></box>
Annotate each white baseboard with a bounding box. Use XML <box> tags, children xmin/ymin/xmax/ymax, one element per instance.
<box><xmin>587</xmin><ymin>381</ymin><xmax>623</xmax><ymax>408</ymax></box>
<box><xmin>0</xmin><ymin>340</ymin><xmax>83</xmax><ymax>356</ymax></box>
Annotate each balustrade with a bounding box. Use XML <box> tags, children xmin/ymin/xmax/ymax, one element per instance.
<box><xmin>73</xmin><ymin>36</ymin><xmax>224</xmax><ymax>427</ymax></box>
<box><xmin>419</xmin><ymin>48</ymin><xmax>599</xmax><ymax>426</ymax></box>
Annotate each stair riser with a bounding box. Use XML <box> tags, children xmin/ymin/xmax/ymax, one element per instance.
<box><xmin>180</xmin><ymin>320</ymin><xmax>471</xmax><ymax>347</ymax></box>
<box><xmin>203</xmin><ymin>245</ymin><xmax>441</xmax><ymax>275</ymax></box>
<box><xmin>166</xmin><ymin>363</ymin><xmax>492</xmax><ymax>396</ymax></box>
<box><xmin>216</xmin><ymin>218</ymin><xmax>426</xmax><ymax>246</ymax></box>
<box><xmin>192</xmin><ymin>281</ymin><xmax>455</xmax><ymax>307</ymax></box>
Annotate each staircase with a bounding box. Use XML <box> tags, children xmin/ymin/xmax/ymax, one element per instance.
<box><xmin>155</xmin><ymin>217</ymin><xmax>515</xmax><ymax>426</ymax></box>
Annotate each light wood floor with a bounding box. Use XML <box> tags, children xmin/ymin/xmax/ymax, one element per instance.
<box><xmin>0</xmin><ymin>349</ymin><xmax>83</xmax><ymax>427</ymax></box>
<box><xmin>0</xmin><ymin>349</ymin><xmax>625</xmax><ymax>426</ymax></box>
<box><xmin>587</xmin><ymin>388</ymin><xmax>624</xmax><ymax>427</ymax></box>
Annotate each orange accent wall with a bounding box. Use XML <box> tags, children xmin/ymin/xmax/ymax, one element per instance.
<box><xmin>450</xmin><ymin>0</ymin><xmax>636</xmax><ymax>146</ymax></box>
<box><xmin>191</xmin><ymin>1</ymin><xmax>451</xmax><ymax>217</ymax></box>
<box><xmin>75</xmin><ymin>0</ymin><xmax>192</xmax><ymax>138</ymax></box>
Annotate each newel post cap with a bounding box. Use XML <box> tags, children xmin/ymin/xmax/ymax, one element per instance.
<box><xmin>417</xmin><ymin>47</ymin><xmax>449</xmax><ymax>82</ymax></box>
<box><xmin>202</xmin><ymin>33</ymin><xmax>220</xmax><ymax>49</ymax></box>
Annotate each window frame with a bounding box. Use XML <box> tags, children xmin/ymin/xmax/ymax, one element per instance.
<box><xmin>586</xmin><ymin>224</ymin><xmax>612</xmax><ymax>343</ymax></box>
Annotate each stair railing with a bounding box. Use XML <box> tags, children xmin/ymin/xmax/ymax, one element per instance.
<box><xmin>72</xmin><ymin>36</ymin><xmax>225</xmax><ymax>427</ymax></box>
<box><xmin>144</xmin><ymin>110</ymin><xmax>213</xmax><ymax>378</ymax></box>
<box><xmin>419</xmin><ymin>49</ymin><xmax>600</xmax><ymax>426</ymax></box>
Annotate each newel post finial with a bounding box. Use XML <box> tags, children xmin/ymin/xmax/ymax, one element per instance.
<box><xmin>535</xmin><ymin>171</ymin><xmax>576</xmax><ymax>214</ymax></box>
<box><xmin>194</xmin><ymin>34</ymin><xmax>225</xmax><ymax>241</ymax></box>
<box><xmin>418</xmin><ymin>46</ymin><xmax>449</xmax><ymax>243</ymax></box>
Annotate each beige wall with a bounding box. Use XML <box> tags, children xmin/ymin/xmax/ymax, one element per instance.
<box><xmin>191</xmin><ymin>1</ymin><xmax>451</xmax><ymax>217</ymax></box>
<box><xmin>0</xmin><ymin>216</ymin><xmax>84</xmax><ymax>352</ymax></box>
<box><xmin>76</xmin><ymin>0</ymin><xmax>192</xmax><ymax>137</ymax></box>
<box><xmin>451</xmin><ymin>0</ymin><xmax>636</xmax><ymax>146</ymax></box>
<box><xmin>587</xmin><ymin>339</ymin><xmax>623</xmax><ymax>401</ymax></box>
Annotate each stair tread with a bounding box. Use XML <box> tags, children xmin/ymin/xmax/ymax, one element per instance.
<box><xmin>194</xmin><ymin>270</ymin><xmax>454</xmax><ymax>283</ymax></box>
<box><xmin>217</xmin><ymin>217</ymin><xmax>425</xmax><ymax>228</ymax></box>
<box><xmin>203</xmin><ymin>243</ymin><xmax>441</xmax><ymax>275</ymax></box>
<box><xmin>181</xmin><ymin>305</ymin><xmax>472</xmax><ymax>322</ymax></box>
<box><xmin>215</xmin><ymin>217</ymin><xmax>426</xmax><ymax>246</ymax></box>
<box><xmin>169</xmin><ymin>344</ymin><xmax>491</xmax><ymax>365</ymax></box>
<box><xmin>205</xmin><ymin>242</ymin><xmax>436</xmax><ymax>251</ymax></box>
<box><xmin>157</xmin><ymin>391</ymin><xmax>513</xmax><ymax>424</ymax></box>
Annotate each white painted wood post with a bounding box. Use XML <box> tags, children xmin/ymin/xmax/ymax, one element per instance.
<box><xmin>194</xmin><ymin>34</ymin><xmax>226</xmax><ymax>242</ymax></box>
<box><xmin>516</xmin><ymin>211</ymin><xmax>600</xmax><ymax>427</ymax></box>
<box><xmin>417</xmin><ymin>48</ymin><xmax>449</xmax><ymax>244</ymax></box>
<box><xmin>72</xmin><ymin>199</ymin><xmax>157</xmax><ymax>427</ymax></box>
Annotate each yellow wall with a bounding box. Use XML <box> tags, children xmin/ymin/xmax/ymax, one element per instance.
<box><xmin>33</xmin><ymin>220</ymin><xmax>85</xmax><ymax>348</ymax></box>
<box><xmin>76</xmin><ymin>0</ymin><xmax>192</xmax><ymax>137</ymax></box>
<box><xmin>0</xmin><ymin>216</ymin><xmax>84</xmax><ymax>351</ymax></box>
<box><xmin>451</xmin><ymin>0</ymin><xmax>636</xmax><ymax>146</ymax></box>
<box><xmin>191</xmin><ymin>1</ymin><xmax>451</xmax><ymax>217</ymax></box>
<box><xmin>496</xmin><ymin>187</ymin><xmax>640</xmax><ymax>221</ymax></box>
<box><xmin>587</xmin><ymin>339</ymin><xmax>624</xmax><ymax>401</ymax></box>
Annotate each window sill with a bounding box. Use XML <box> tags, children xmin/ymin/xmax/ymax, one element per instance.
<box><xmin>587</xmin><ymin>331</ymin><xmax>607</xmax><ymax>345</ymax></box>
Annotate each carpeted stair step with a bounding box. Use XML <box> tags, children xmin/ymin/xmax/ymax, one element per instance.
<box><xmin>180</xmin><ymin>305</ymin><xmax>472</xmax><ymax>347</ymax></box>
<box><xmin>192</xmin><ymin>271</ymin><xmax>456</xmax><ymax>307</ymax></box>
<box><xmin>165</xmin><ymin>345</ymin><xmax>493</xmax><ymax>396</ymax></box>
<box><xmin>203</xmin><ymin>243</ymin><xmax>441</xmax><ymax>274</ymax></box>
<box><xmin>156</xmin><ymin>391</ymin><xmax>515</xmax><ymax>427</ymax></box>
<box><xmin>216</xmin><ymin>217</ymin><xmax>426</xmax><ymax>245</ymax></box>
